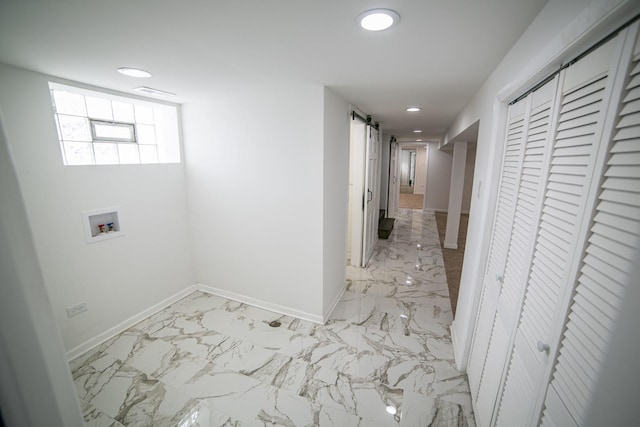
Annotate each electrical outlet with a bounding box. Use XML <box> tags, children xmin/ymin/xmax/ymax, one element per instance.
<box><xmin>66</xmin><ymin>302</ymin><xmax>88</xmax><ymax>317</ymax></box>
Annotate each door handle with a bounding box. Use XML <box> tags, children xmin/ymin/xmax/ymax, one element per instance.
<box><xmin>537</xmin><ymin>341</ymin><xmax>550</xmax><ymax>353</ymax></box>
<box><xmin>367</xmin><ymin>189</ymin><xmax>373</xmax><ymax>202</ymax></box>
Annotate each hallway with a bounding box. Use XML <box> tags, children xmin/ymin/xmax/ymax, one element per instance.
<box><xmin>71</xmin><ymin>209</ymin><xmax>473</xmax><ymax>426</ymax></box>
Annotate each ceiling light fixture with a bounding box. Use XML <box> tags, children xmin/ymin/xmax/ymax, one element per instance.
<box><xmin>117</xmin><ymin>67</ymin><xmax>152</xmax><ymax>78</ymax></box>
<box><xmin>385</xmin><ymin>406</ymin><xmax>398</xmax><ymax>415</ymax></box>
<box><xmin>416</xmin><ymin>139</ymin><xmax>423</xmax><ymax>142</ymax></box>
<box><xmin>357</xmin><ymin>9</ymin><xmax>400</xmax><ymax>31</ymax></box>
<box><xmin>406</xmin><ymin>107</ymin><xmax>421</xmax><ymax>112</ymax></box>
<box><xmin>413</xmin><ymin>130</ymin><xmax>422</xmax><ymax>133</ymax></box>
<box><xmin>133</xmin><ymin>86</ymin><xmax>176</xmax><ymax>97</ymax></box>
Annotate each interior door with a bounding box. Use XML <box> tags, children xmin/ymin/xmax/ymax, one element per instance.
<box><xmin>388</xmin><ymin>140</ymin><xmax>399</xmax><ymax>217</ymax></box>
<box><xmin>362</xmin><ymin>125</ymin><xmax>380</xmax><ymax>266</ymax></box>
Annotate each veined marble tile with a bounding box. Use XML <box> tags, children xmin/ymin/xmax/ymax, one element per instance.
<box><xmin>68</xmin><ymin>210</ymin><xmax>473</xmax><ymax>426</ymax></box>
<box><xmin>80</xmin><ymin>399</ymin><xmax>125</xmax><ymax>427</ymax></box>
<box><xmin>81</xmin><ymin>363</ymin><xmax>199</xmax><ymax>426</ymax></box>
<box><xmin>400</xmin><ymin>391</ymin><xmax>475</xmax><ymax>427</ymax></box>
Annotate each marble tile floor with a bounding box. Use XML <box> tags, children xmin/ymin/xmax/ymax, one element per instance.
<box><xmin>70</xmin><ymin>209</ymin><xmax>475</xmax><ymax>426</ymax></box>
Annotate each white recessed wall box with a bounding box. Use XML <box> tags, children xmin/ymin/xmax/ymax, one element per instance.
<box><xmin>81</xmin><ymin>206</ymin><xmax>124</xmax><ymax>244</ymax></box>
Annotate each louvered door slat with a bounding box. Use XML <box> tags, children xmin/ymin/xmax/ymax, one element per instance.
<box><xmin>620</xmin><ymin>98</ymin><xmax>640</xmax><ymax>114</ymax></box>
<box><xmin>554</xmin><ymin>134</ymin><xmax>595</xmax><ymax>148</ymax></box>
<box><xmin>616</xmin><ymin>111</ymin><xmax>640</xmax><ymax>127</ymax></box>
<box><xmin>608</xmin><ymin>151</ymin><xmax>640</xmax><ymax>163</ymax></box>
<box><xmin>578</xmin><ymin>270</ymin><xmax>621</xmax><ymax>305</ymax></box>
<box><xmin>600</xmin><ymin>187</ymin><xmax>640</xmax><ymax>205</ymax></box>
<box><xmin>559</xmin><ymin>100</ymin><xmax>601</xmax><ymax>121</ymax></box>
<box><xmin>624</xmin><ymin>86</ymin><xmax>640</xmax><ymax>102</ymax></box>
<box><xmin>588</xmin><ymin>232</ymin><xmax>635</xmax><ymax>261</ymax></box>
<box><xmin>613</xmin><ymin>124</ymin><xmax>640</xmax><ymax>139</ymax></box>
<box><xmin>585</xmin><ymin>246</ymin><xmax>631</xmax><ymax>278</ymax></box>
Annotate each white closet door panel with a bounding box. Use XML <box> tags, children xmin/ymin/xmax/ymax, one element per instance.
<box><xmin>544</xmin><ymin>29</ymin><xmax>640</xmax><ymax>426</ymax></box>
<box><xmin>476</xmin><ymin>317</ymin><xmax>509</xmax><ymax>427</ymax></box>
<box><xmin>468</xmin><ymin>281</ymin><xmax>500</xmax><ymax>396</ymax></box>
<box><xmin>499</xmin><ymin>33</ymin><xmax>628</xmax><ymax>427</ymax></box>
<box><xmin>495</xmin><ymin>348</ymin><xmax>535</xmax><ymax>427</ymax></box>
<box><xmin>468</xmin><ymin>100</ymin><xmax>528</xmax><ymax>400</ymax></box>
<box><xmin>492</xmin><ymin>79</ymin><xmax>559</xmax><ymax>427</ymax></box>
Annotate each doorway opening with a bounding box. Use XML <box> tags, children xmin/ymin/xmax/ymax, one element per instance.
<box><xmin>397</xmin><ymin>144</ymin><xmax>427</xmax><ymax>210</ymax></box>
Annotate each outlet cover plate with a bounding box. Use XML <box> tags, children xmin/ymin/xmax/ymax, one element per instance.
<box><xmin>67</xmin><ymin>302</ymin><xmax>88</xmax><ymax>317</ymax></box>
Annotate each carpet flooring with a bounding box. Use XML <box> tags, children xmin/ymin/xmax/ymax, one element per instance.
<box><xmin>435</xmin><ymin>212</ymin><xmax>469</xmax><ymax>317</ymax></box>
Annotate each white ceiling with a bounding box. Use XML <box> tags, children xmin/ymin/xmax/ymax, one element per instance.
<box><xmin>0</xmin><ymin>0</ymin><xmax>547</xmax><ymax>141</ymax></box>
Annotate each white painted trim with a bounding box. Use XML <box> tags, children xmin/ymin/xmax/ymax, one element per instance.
<box><xmin>323</xmin><ymin>285</ymin><xmax>347</xmax><ymax>324</ymax></box>
<box><xmin>423</xmin><ymin>209</ymin><xmax>470</xmax><ymax>215</ymax></box>
<box><xmin>444</xmin><ymin>241</ymin><xmax>458</xmax><ymax>250</ymax></box>
<box><xmin>66</xmin><ymin>284</ymin><xmax>197</xmax><ymax>361</ymax></box>
<box><xmin>451</xmin><ymin>321</ymin><xmax>465</xmax><ymax>372</ymax></box>
<box><xmin>196</xmin><ymin>283</ymin><xmax>325</xmax><ymax>325</ymax></box>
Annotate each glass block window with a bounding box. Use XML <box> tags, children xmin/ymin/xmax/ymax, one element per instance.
<box><xmin>49</xmin><ymin>82</ymin><xmax>181</xmax><ymax>165</ymax></box>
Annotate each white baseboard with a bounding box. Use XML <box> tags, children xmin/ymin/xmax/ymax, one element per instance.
<box><xmin>450</xmin><ymin>320</ymin><xmax>466</xmax><ymax>372</ymax></box>
<box><xmin>423</xmin><ymin>209</ymin><xmax>470</xmax><ymax>215</ymax></box>
<box><xmin>196</xmin><ymin>283</ymin><xmax>324</xmax><ymax>325</ymax></box>
<box><xmin>323</xmin><ymin>285</ymin><xmax>347</xmax><ymax>323</ymax></box>
<box><xmin>66</xmin><ymin>284</ymin><xmax>198</xmax><ymax>361</ymax></box>
<box><xmin>444</xmin><ymin>241</ymin><xmax>458</xmax><ymax>249</ymax></box>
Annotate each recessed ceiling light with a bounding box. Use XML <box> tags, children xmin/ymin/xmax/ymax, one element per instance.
<box><xmin>133</xmin><ymin>86</ymin><xmax>175</xmax><ymax>97</ymax></box>
<box><xmin>413</xmin><ymin>130</ymin><xmax>422</xmax><ymax>133</ymax></box>
<box><xmin>357</xmin><ymin>9</ymin><xmax>400</xmax><ymax>31</ymax></box>
<box><xmin>406</xmin><ymin>107</ymin><xmax>421</xmax><ymax>112</ymax></box>
<box><xmin>117</xmin><ymin>67</ymin><xmax>152</xmax><ymax>78</ymax></box>
<box><xmin>386</xmin><ymin>406</ymin><xmax>398</xmax><ymax>415</ymax></box>
<box><xmin>416</xmin><ymin>139</ymin><xmax>423</xmax><ymax>142</ymax></box>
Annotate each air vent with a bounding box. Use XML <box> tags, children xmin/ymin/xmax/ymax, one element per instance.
<box><xmin>133</xmin><ymin>86</ymin><xmax>176</xmax><ymax>97</ymax></box>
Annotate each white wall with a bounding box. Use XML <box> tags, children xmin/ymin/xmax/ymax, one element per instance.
<box><xmin>182</xmin><ymin>84</ymin><xmax>328</xmax><ymax>321</ymax></box>
<box><xmin>462</xmin><ymin>146</ymin><xmax>476</xmax><ymax>213</ymax></box>
<box><xmin>413</xmin><ymin>146</ymin><xmax>427</xmax><ymax>196</ymax></box>
<box><xmin>0</xmin><ymin>63</ymin><xmax>195</xmax><ymax>352</ymax></box>
<box><xmin>446</xmin><ymin>0</ymin><xmax>640</xmax><ymax>369</ymax></box>
<box><xmin>0</xmin><ymin>111</ymin><xmax>84</xmax><ymax>426</ymax></box>
<box><xmin>322</xmin><ymin>87</ymin><xmax>350</xmax><ymax>318</ymax></box>
<box><xmin>424</xmin><ymin>142</ymin><xmax>452</xmax><ymax>211</ymax></box>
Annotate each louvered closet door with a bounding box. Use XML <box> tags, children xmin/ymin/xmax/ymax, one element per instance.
<box><xmin>541</xmin><ymin>23</ymin><xmax>640</xmax><ymax>427</ymax></box>
<box><xmin>492</xmin><ymin>76</ymin><xmax>560</xmax><ymax>426</ymax></box>
<box><xmin>497</xmin><ymin>34</ymin><xmax>624</xmax><ymax>427</ymax></box>
<box><xmin>468</xmin><ymin>97</ymin><xmax>529</xmax><ymax>427</ymax></box>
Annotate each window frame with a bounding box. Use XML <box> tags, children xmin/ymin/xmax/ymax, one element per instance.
<box><xmin>48</xmin><ymin>82</ymin><xmax>181</xmax><ymax>166</ymax></box>
<box><xmin>89</xmin><ymin>119</ymin><xmax>137</xmax><ymax>143</ymax></box>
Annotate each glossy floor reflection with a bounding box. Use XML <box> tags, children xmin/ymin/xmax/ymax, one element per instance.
<box><xmin>71</xmin><ymin>209</ymin><xmax>474</xmax><ymax>426</ymax></box>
